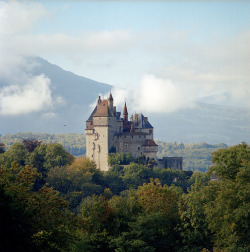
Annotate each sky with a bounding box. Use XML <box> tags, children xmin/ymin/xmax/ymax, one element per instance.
<box><xmin>0</xmin><ymin>0</ymin><xmax>250</xmax><ymax>116</ymax></box>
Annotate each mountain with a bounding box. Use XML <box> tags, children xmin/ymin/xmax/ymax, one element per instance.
<box><xmin>0</xmin><ymin>57</ymin><xmax>112</xmax><ymax>134</ymax></box>
<box><xmin>0</xmin><ymin>57</ymin><xmax>249</xmax><ymax>145</ymax></box>
<box><xmin>149</xmin><ymin>103</ymin><xmax>250</xmax><ymax>144</ymax></box>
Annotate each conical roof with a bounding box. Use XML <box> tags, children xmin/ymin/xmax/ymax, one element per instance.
<box><xmin>108</xmin><ymin>92</ymin><xmax>113</xmax><ymax>101</ymax></box>
<box><xmin>123</xmin><ymin>102</ymin><xmax>128</xmax><ymax>115</ymax></box>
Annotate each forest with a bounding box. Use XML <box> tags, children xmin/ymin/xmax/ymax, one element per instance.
<box><xmin>0</xmin><ymin>133</ymin><xmax>228</xmax><ymax>172</ymax></box>
<box><xmin>0</xmin><ymin>139</ymin><xmax>249</xmax><ymax>252</ymax></box>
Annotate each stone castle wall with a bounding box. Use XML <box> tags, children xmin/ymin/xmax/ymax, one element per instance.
<box><xmin>157</xmin><ymin>157</ymin><xmax>183</xmax><ymax>170</ymax></box>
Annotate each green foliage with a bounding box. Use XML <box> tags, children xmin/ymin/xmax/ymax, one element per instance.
<box><xmin>108</xmin><ymin>152</ymin><xmax>135</xmax><ymax>165</ymax></box>
<box><xmin>177</xmin><ymin>181</ymin><xmax>213</xmax><ymax>252</ymax></box>
<box><xmin>47</xmin><ymin>157</ymin><xmax>105</xmax><ymax>211</ymax></box>
<box><xmin>209</xmin><ymin>142</ymin><xmax>249</xmax><ymax>180</ymax></box>
<box><xmin>0</xmin><ymin>162</ymin><xmax>78</xmax><ymax>251</ymax></box>
<box><xmin>0</xmin><ymin>138</ymin><xmax>249</xmax><ymax>251</ymax></box>
<box><xmin>0</xmin><ymin>142</ymin><xmax>26</xmax><ymax>168</ymax></box>
<box><xmin>204</xmin><ymin>152</ymin><xmax>250</xmax><ymax>251</ymax></box>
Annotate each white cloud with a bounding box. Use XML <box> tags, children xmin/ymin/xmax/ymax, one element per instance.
<box><xmin>0</xmin><ymin>1</ymin><xmax>47</xmax><ymax>35</ymax></box>
<box><xmin>0</xmin><ymin>0</ymin><xmax>249</xmax><ymax>112</ymax></box>
<box><xmin>0</xmin><ymin>74</ymin><xmax>53</xmax><ymax>115</ymax></box>
<box><xmin>138</xmin><ymin>75</ymin><xmax>195</xmax><ymax>113</ymax></box>
<box><xmin>106</xmin><ymin>75</ymin><xmax>196</xmax><ymax>115</ymax></box>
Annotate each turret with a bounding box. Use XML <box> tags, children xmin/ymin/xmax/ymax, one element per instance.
<box><xmin>123</xmin><ymin>102</ymin><xmax>128</xmax><ymax>126</ymax></box>
<box><xmin>108</xmin><ymin>93</ymin><xmax>114</xmax><ymax>111</ymax></box>
<box><xmin>97</xmin><ymin>96</ymin><xmax>102</xmax><ymax>105</ymax></box>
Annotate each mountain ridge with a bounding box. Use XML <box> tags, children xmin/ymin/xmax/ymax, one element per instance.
<box><xmin>0</xmin><ymin>57</ymin><xmax>249</xmax><ymax>145</ymax></box>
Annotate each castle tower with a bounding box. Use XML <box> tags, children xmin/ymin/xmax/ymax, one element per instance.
<box><xmin>85</xmin><ymin>94</ymin><xmax>117</xmax><ymax>171</ymax></box>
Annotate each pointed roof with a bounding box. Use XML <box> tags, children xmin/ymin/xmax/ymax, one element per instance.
<box><xmin>87</xmin><ymin>105</ymin><xmax>97</xmax><ymax>121</ymax></box>
<box><xmin>123</xmin><ymin>102</ymin><xmax>128</xmax><ymax>115</ymax></box>
<box><xmin>108</xmin><ymin>92</ymin><xmax>113</xmax><ymax>101</ymax></box>
<box><xmin>93</xmin><ymin>99</ymin><xmax>113</xmax><ymax>117</ymax></box>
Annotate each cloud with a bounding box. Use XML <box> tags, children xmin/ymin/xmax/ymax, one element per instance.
<box><xmin>1</xmin><ymin>0</ymin><xmax>249</xmax><ymax>112</ymax></box>
<box><xmin>106</xmin><ymin>75</ymin><xmax>196</xmax><ymax>114</ymax></box>
<box><xmin>0</xmin><ymin>1</ymin><xmax>132</xmax><ymax>85</ymax></box>
<box><xmin>0</xmin><ymin>1</ymin><xmax>47</xmax><ymax>35</ymax></box>
<box><xmin>138</xmin><ymin>75</ymin><xmax>195</xmax><ymax>113</ymax></box>
<box><xmin>0</xmin><ymin>74</ymin><xmax>54</xmax><ymax>115</ymax></box>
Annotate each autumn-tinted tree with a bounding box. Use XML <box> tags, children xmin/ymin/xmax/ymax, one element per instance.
<box><xmin>47</xmin><ymin>157</ymin><xmax>105</xmax><ymax>211</ymax></box>
<box><xmin>22</xmin><ymin>139</ymin><xmax>42</xmax><ymax>152</ymax></box>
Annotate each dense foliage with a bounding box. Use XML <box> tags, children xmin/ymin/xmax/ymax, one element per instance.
<box><xmin>0</xmin><ymin>140</ymin><xmax>249</xmax><ymax>251</ymax></box>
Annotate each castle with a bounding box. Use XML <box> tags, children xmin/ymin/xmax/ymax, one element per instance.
<box><xmin>85</xmin><ymin>94</ymin><xmax>182</xmax><ymax>171</ymax></box>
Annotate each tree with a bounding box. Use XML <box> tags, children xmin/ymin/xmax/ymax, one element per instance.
<box><xmin>0</xmin><ymin>185</ymin><xmax>35</xmax><ymax>252</ymax></box>
<box><xmin>122</xmin><ymin>163</ymin><xmax>154</xmax><ymax>189</ymax></box>
<box><xmin>47</xmin><ymin>157</ymin><xmax>105</xmax><ymax>211</ymax></box>
<box><xmin>177</xmin><ymin>179</ymin><xmax>213</xmax><ymax>252</ymax></box>
<box><xmin>0</xmin><ymin>142</ymin><xmax>26</xmax><ymax>168</ymax></box>
<box><xmin>44</xmin><ymin>143</ymin><xmax>74</xmax><ymax>170</ymax></box>
<box><xmin>22</xmin><ymin>139</ymin><xmax>42</xmax><ymax>153</ymax></box>
<box><xmin>0</xmin><ymin>142</ymin><xmax>5</xmax><ymax>153</ymax></box>
<box><xmin>79</xmin><ymin>195</ymin><xmax>114</xmax><ymax>251</ymax></box>
<box><xmin>204</xmin><ymin>143</ymin><xmax>250</xmax><ymax>251</ymax></box>
<box><xmin>0</xmin><ymin>162</ymin><xmax>78</xmax><ymax>251</ymax></box>
<box><xmin>209</xmin><ymin>142</ymin><xmax>249</xmax><ymax>180</ymax></box>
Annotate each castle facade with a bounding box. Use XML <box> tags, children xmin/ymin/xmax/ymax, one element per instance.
<box><xmin>85</xmin><ymin>94</ymin><xmax>158</xmax><ymax>171</ymax></box>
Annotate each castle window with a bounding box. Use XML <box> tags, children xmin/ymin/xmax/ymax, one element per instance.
<box><xmin>132</xmin><ymin>135</ymin><xmax>133</xmax><ymax>138</ymax></box>
<box><xmin>149</xmin><ymin>130</ymin><xmax>153</xmax><ymax>134</ymax></box>
<box><xmin>125</xmin><ymin>144</ymin><xmax>128</xmax><ymax>148</ymax></box>
<box><xmin>137</xmin><ymin>146</ymin><xmax>140</xmax><ymax>151</ymax></box>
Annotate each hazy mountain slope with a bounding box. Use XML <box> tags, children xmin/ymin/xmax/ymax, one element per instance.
<box><xmin>0</xmin><ymin>57</ymin><xmax>112</xmax><ymax>134</ymax></box>
<box><xmin>31</xmin><ymin>57</ymin><xmax>111</xmax><ymax>105</ymax></box>
<box><xmin>150</xmin><ymin>103</ymin><xmax>250</xmax><ymax>145</ymax></box>
<box><xmin>0</xmin><ymin>57</ymin><xmax>249</xmax><ymax>145</ymax></box>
